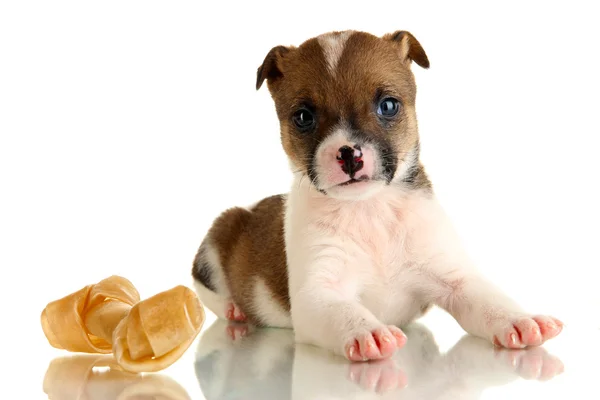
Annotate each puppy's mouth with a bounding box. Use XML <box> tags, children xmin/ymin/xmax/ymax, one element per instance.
<box><xmin>320</xmin><ymin>174</ymin><xmax>383</xmax><ymax>198</ymax></box>
<box><xmin>327</xmin><ymin>174</ymin><xmax>373</xmax><ymax>190</ymax></box>
<box><xmin>337</xmin><ymin>176</ymin><xmax>369</xmax><ymax>187</ymax></box>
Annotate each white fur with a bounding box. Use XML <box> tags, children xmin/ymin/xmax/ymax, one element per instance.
<box><xmin>251</xmin><ymin>278</ymin><xmax>293</xmax><ymax>328</ymax></box>
<box><xmin>285</xmin><ymin>174</ymin><xmax>529</xmax><ymax>357</ymax></box>
<box><xmin>317</xmin><ymin>31</ymin><xmax>352</xmax><ymax>75</ymax></box>
<box><xmin>194</xmin><ymin>280</ymin><xmax>228</xmax><ymax>320</ymax></box>
<box><xmin>194</xmin><ymin>241</ymin><xmax>231</xmax><ymax>319</ymax></box>
<box><xmin>392</xmin><ymin>146</ymin><xmax>418</xmax><ymax>183</ymax></box>
<box><xmin>203</xmin><ymin>242</ymin><xmax>229</xmax><ymax>293</ymax></box>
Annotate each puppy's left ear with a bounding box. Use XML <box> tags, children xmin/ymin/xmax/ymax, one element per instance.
<box><xmin>383</xmin><ymin>31</ymin><xmax>430</xmax><ymax>69</ymax></box>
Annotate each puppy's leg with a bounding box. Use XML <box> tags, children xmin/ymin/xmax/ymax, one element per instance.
<box><xmin>289</xmin><ymin>248</ymin><xmax>406</xmax><ymax>362</ymax></box>
<box><xmin>424</xmin><ymin>268</ymin><xmax>563</xmax><ymax>349</ymax></box>
<box><xmin>411</xmin><ymin>199</ymin><xmax>563</xmax><ymax>349</ymax></box>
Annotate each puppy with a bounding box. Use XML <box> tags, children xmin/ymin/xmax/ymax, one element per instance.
<box><xmin>191</xmin><ymin>29</ymin><xmax>563</xmax><ymax>361</ymax></box>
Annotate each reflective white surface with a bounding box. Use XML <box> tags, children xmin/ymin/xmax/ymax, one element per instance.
<box><xmin>37</xmin><ymin>308</ymin><xmax>599</xmax><ymax>400</ymax></box>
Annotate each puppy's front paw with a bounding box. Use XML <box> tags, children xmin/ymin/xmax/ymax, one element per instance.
<box><xmin>491</xmin><ymin>315</ymin><xmax>563</xmax><ymax>349</ymax></box>
<box><xmin>344</xmin><ymin>325</ymin><xmax>406</xmax><ymax>362</ymax></box>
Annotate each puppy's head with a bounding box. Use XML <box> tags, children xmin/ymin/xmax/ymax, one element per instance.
<box><xmin>257</xmin><ymin>30</ymin><xmax>430</xmax><ymax>200</ymax></box>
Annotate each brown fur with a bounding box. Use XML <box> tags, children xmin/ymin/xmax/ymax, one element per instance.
<box><xmin>204</xmin><ymin>195</ymin><xmax>289</xmax><ymax>324</ymax></box>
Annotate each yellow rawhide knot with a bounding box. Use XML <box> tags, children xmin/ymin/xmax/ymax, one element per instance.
<box><xmin>41</xmin><ymin>275</ymin><xmax>205</xmax><ymax>373</ymax></box>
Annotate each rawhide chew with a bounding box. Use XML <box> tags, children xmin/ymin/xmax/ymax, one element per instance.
<box><xmin>41</xmin><ymin>275</ymin><xmax>205</xmax><ymax>373</ymax></box>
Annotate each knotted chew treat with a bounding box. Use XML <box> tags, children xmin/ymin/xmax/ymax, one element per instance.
<box><xmin>41</xmin><ymin>275</ymin><xmax>205</xmax><ymax>373</ymax></box>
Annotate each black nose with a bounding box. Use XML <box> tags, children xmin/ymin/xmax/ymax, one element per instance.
<box><xmin>337</xmin><ymin>145</ymin><xmax>363</xmax><ymax>178</ymax></box>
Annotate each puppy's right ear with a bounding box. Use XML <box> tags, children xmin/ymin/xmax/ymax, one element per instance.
<box><xmin>256</xmin><ymin>45</ymin><xmax>291</xmax><ymax>90</ymax></box>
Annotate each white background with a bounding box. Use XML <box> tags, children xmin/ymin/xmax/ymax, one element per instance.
<box><xmin>1</xmin><ymin>1</ymin><xmax>599</xmax><ymax>398</ymax></box>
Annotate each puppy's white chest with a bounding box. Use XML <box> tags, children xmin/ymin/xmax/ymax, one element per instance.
<box><xmin>316</xmin><ymin>192</ymin><xmax>410</xmax><ymax>268</ymax></box>
<box><xmin>335</xmin><ymin>204</ymin><xmax>425</xmax><ymax>324</ymax></box>
<box><xmin>292</xmin><ymin>186</ymin><xmax>431</xmax><ymax>323</ymax></box>
<box><xmin>351</xmin><ymin>222</ymin><xmax>418</xmax><ymax>324</ymax></box>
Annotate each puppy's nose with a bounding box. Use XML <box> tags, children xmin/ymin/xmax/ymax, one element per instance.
<box><xmin>336</xmin><ymin>145</ymin><xmax>363</xmax><ymax>178</ymax></box>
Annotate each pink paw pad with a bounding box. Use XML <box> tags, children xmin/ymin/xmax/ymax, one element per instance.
<box><xmin>225</xmin><ymin>302</ymin><xmax>248</xmax><ymax>322</ymax></box>
<box><xmin>345</xmin><ymin>325</ymin><xmax>406</xmax><ymax>362</ymax></box>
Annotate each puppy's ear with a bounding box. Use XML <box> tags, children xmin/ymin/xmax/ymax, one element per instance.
<box><xmin>383</xmin><ymin>31</ymin><xmax>430</xmax><ymax>69</ymax></box>
<box><xmin>256</xmin><ymin>45</ymin><xmax>292</xmax><ymax>90</ymax></box>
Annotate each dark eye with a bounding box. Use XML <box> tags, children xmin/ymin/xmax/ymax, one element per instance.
<box><xmin>377</xmin><ymin>97</ymin><xmax>400</xmax><ymax>118</ymax></box>
<box><xmin>292</xmin><ymin>108</ymin><xmax>316</xmax><ymax>132</ymax></box>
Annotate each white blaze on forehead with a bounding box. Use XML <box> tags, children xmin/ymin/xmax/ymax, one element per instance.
<box><xmin>317</xmin><ymin>31</ymin><xmax>352</xmax><ymax>75</ymax></box>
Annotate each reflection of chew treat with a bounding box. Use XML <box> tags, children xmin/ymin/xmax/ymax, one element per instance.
<box><xmin>43</xmin><ymin>354</ymin><xmax>191</xmax><ymax>400</ymax></box>
<box><xmin>41</xmin><ymin>275</ymin><xmax>205</xmax><ymax>373</ymax></box>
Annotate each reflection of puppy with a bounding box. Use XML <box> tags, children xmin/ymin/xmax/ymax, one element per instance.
<box><xmin>43</xmin><ymin>354</ymin><xmax>190</xmax><ymax>400</ymax></box>
<box><xmin>195</xmin><ymin>320</ymin><xmax>294</xmax><ymax>400</ymax></box>
<box><xmin>191</xmin><ymin>29</ymin><xmax>563</xmax><ymax>362</ymax></box>
<box><xmin>342</xmin><ymin>327</ymin><xmax>564</xmax><ymax>399</ymax></box>
<box><xmin>195</xmin><ymin>321</ymin><xmax>563</xmax><ymax>399</ymax></box>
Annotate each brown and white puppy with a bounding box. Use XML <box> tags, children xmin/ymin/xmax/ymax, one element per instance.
<box><xmin>192</xmin><ymin>29</ymin><xmax>563</xmax><ymax>362</ymax></box>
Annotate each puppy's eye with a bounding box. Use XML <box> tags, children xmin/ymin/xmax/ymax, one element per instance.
<box><xmin>292</xmin><ymin>108</ymin><xmax>315</xmax><ymax>132</ymax></box>
<box><xmin>377</xmin><ymin>97</ymin><xmax>400</xmax><ymax>118</ymax></box>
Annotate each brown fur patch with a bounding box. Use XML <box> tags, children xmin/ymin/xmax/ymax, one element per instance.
<box><xmin>206</xmin><ymin>195</ymin><xmax>289</xmax><ymax>325</ymax></box>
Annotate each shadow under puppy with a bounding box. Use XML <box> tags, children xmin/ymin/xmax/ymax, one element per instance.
<box><xmin>192</xmin><ymin>29</ymin><xmax>563</xmax><ymax>362</ymax></box>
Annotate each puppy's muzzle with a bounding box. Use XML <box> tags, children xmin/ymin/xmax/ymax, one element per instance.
<box><xmin>336</xmin><ymin>145</ymin><xmax>363</xmax><ymax>178</ymax></box>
